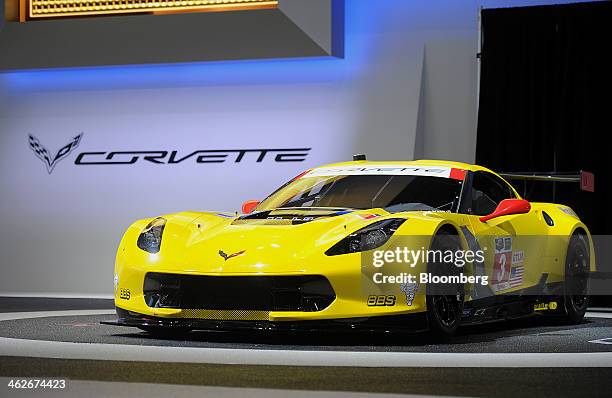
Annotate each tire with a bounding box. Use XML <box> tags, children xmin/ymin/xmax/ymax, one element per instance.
<box><xmin>426</xmin><ymin>230</ymin><xmax>465</xmax><ymax>339</ymax></box>
<box><xmin>138</xmin><ymin>326</ymin><xmax>191</xmax><ymax>338</ymax></box>
<box><xmin>561</xmin><ymin>233</ymin><xmax>590</xmax><ymax>324</ymax></box>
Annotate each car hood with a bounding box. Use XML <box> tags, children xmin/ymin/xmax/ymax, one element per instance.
<box><xmin>157</xmin><ymin>208</ymin><xmax>393</xmax><ymax>274</ymax></box>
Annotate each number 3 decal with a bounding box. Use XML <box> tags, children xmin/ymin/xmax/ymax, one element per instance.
<box><xmin>497</xmin><ymin>254</ymin><xmax>506</xmax><ymax>281</ymax></box>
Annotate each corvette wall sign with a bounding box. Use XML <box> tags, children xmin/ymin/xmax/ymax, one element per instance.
<box><xmin>27</xmin><ymin>134</ymin><xmax>311</xmax><ymax>174</ymax></box>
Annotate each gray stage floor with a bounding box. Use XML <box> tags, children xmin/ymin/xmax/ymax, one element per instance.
<box><xmin>1</xmin><ymin>297</ymin><xmax>612</xmax><ymax>397</ymax></box>
<box><xmin>2</xmin><ymin>313</ymin><xmax>612</xmax><ymax>353</ymax></box>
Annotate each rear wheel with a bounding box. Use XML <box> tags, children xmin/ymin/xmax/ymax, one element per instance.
<box><xmin>561</xmin><ymin>233</ymin><xmax>590</xmax><ymax>323</ymax></box>
<box><xmin>426</xmin><ymin>230</ymin><xmax>465</xmax><ymax>339</ymax></box>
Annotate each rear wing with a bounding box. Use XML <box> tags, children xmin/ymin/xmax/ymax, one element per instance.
<box><xmin>499</xmin><ymin>171</ymin><xmax>595</xmax><ymax>198</ymax></box>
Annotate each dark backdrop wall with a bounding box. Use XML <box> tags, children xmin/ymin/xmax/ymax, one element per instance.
<box><xmin>476</xmin><ymin>1</ymin><xmax>612</xmax><ymax>235</ymax></box>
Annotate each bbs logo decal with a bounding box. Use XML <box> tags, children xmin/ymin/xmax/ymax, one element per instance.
<box><xmin>367</xmin><ymin>295</ymin><xmax>396</xmax><ymax>307</ymax></box>
<box><xmin>28</xmin><ymin>133</ymin><xmax>83</xmax><ymax>174</ymax></box>
<box><xmin>119</xmin><ymin>288</ymin><xmax>131</xmax><ymax>300</ymax></box>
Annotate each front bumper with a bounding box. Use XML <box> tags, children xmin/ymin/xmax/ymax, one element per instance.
<box><xmin>102</xmin><ymin>306</ymin><xmax>429</xmax><ymax>333</ymax></box>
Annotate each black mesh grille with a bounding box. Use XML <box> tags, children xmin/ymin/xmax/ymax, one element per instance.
<box><xmin>143</xmin><ymin>273</ymin><xmax>335</xmax><ymax>312</ymax></box>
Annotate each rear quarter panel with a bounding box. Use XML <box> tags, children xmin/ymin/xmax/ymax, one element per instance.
<box><xmin>530</xmin><ymin>203</ymin><xmax>596</xmax><ymax>276</ymax></box>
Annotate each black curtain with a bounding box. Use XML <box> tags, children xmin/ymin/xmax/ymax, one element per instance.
<box><xmin>476</xmin><ymin>1</ymin><xmax>612</xmax><ymax>235</ymax></box>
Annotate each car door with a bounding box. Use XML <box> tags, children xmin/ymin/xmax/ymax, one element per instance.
<box><xmin>461</xmin><ymin>171</ymin><xmax>548</xmax><ymax>297</ymax></box>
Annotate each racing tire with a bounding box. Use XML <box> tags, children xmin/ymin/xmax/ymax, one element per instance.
<box><xmin>561</xmin><ymin>233</ymin><xmax>590</xmax><ymax>324</ymax></box>
<box><xmin>426</xmin><ymin>229</ymin><xmax>465</xmax><ymax>339</ymax></box>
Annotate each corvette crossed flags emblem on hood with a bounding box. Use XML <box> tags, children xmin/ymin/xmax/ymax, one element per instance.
<box><xmin>218</xmin><ymin>250</ymin><xmax>246</xmax><ymax>261</ymax></box>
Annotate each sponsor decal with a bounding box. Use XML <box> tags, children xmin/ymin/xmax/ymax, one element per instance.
<box><xmin>512</xmin><ymin>250</ymin><xmax>524</xmax><ymax>265</ymax></box>
<box><xmin>28</xmin><ymin>133</ymin><xmax>83</xmax><ymax>174</ymax></box>
<box><xmin>367</xmin><ymin>295</ymin><xmax>396</xmax><ymax>307</ymax></box>
<box><xmin>508</xmin><ymin>250</ymin><xmax>525</xmax><ymax>288</ymax></box>
<box><xmin>399</xmin><ymin>282</ymin><xmax>419</xmax><ymax>306</ymax></box>
<box><xmin>27</xmin><ymin>134</ymin><xmax>311</xmax><ymax>173</ymax></box>
<box><xmin>235</xmin><ymin>208</ymin><xmax>350</xmax><ymax>225</ymax></box>
<box><xmin>305</xmin><ymin>166</ymin><xmax>455</xmax><ymax>178</ymax></box>
<box><xmin>267</xmin><ymin>216</ymin><xmax>316</xmax><ymax>222</ymax></box>
<box><xmin>534</xmin><ymin>301</ymin><xmax>558</xmax><ymax>311</ymax></box>
<box><xmin>218</xmin><ymin>250</ymin><xmax>246</xmax><ymax>261</ymax></box>
<box><xmin>119</xmin><ymin>288</ymin><xmax>131</xmax><ymax>300</ymax></box>
<box><xmin>357</xmin><ymin>213</ymin><xmax>382</xmax><ymax>220</ymax></box>
<box><xmin>559</xmin><ymin>206</ymin><xmax>578</xmax><ymax>218</ymax></box>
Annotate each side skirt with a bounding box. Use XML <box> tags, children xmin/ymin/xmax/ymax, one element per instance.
<box><xmin>460</xmin><ymin>281</ymin><xmax>566</xmax><ymax>326</ymax></box>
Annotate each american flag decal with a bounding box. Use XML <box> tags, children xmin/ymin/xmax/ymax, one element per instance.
<box><xmin>28</xmin><ymin>133</ymin><xmax>83</xmax><ymax>174</ymax></box>
<box><xmin>509</xmin><ymin>266</ymin><xmax>524</xmax><ymax>288</ymax></box>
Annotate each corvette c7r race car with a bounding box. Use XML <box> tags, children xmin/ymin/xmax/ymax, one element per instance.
<box><xmin>103</xmin><ymin>158</ymin><xmax>595</xmax><ymax>338</ymax></box>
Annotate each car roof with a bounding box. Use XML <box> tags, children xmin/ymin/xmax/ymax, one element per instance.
<box><xmin>312</xmin><ymin>159</ymin><xmax>521</xmax><ymax>199</ymax></box>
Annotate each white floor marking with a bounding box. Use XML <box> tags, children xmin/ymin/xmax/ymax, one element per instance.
<box><xmin>1</xmin><ymin>336</ymin><xmax>612</xmax><ymax>367</ymax></box>
<box><xmin>0</xmin><ymin>310</ymin><xmax>611</xmax><ymax>367</ymax></box>
<box><xmin>588</xmin><ymin>338</ymin><xmax>612</xmax><ymax>345</ymax></box>
<box><xmin>0</xmin><ymin>293</ymin><xmax>113</xmax><ymax>299</ymax></box>
<box><xmin>586</xmin><ymin>311</ymin><xmax>612</xmax><ymax>319</ymax></box>
<box><xmin>587</xmin><ymin>307</ymin><xmax>612</xmax><ymax>313</ymax></box>
<box><xmin>0</xmin><ymin>310</ymin><xmax>115</xmax><ymax>322</ymax></box>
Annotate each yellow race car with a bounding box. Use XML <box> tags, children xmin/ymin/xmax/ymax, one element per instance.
<box><xmin>104</xmin><ymin>158</ymin><xmax>595</xmax><ymax>338</ymax></box>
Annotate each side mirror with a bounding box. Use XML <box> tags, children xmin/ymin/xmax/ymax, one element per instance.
<box><xmin>479</xmin><ymin>199</ymin><xmax>531</xmax><ymax>223</ymax></box>
<box><xmin>241</xmin><ymin>200</ymin><xmax>260</xmax><ymax>214</ymax></box>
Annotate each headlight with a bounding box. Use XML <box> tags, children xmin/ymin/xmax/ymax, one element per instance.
<box><xmin>137</xmin><ymin>217</ymin><xmax>166</xmax><ymax>254</ymax></box>
<box><xmin>325</xmin><ymin>218</ymin><xmax>406</xmax><ymax>256</ymax></box>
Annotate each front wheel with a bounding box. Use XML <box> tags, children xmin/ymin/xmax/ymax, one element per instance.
<box><xmin>426</xmin><ymin>293</ymin><xmax>463</xmax><ymax>338</ymax></box>
<box><xmin>426</xmin><ymin>230</ymin><xmax>464</xmax><ymax>339</ymax></box>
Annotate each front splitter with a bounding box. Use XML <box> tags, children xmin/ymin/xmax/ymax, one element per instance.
<box><xmin>101</xmin><ymin>306</ymin><xmax>429</xmax><ymax>333</ymax></box>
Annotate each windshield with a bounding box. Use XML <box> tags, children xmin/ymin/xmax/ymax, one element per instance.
<box><xmin>257</xmin><ymin>175</ymin><xmax>463</xmax><ymax>213</ymax></box>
